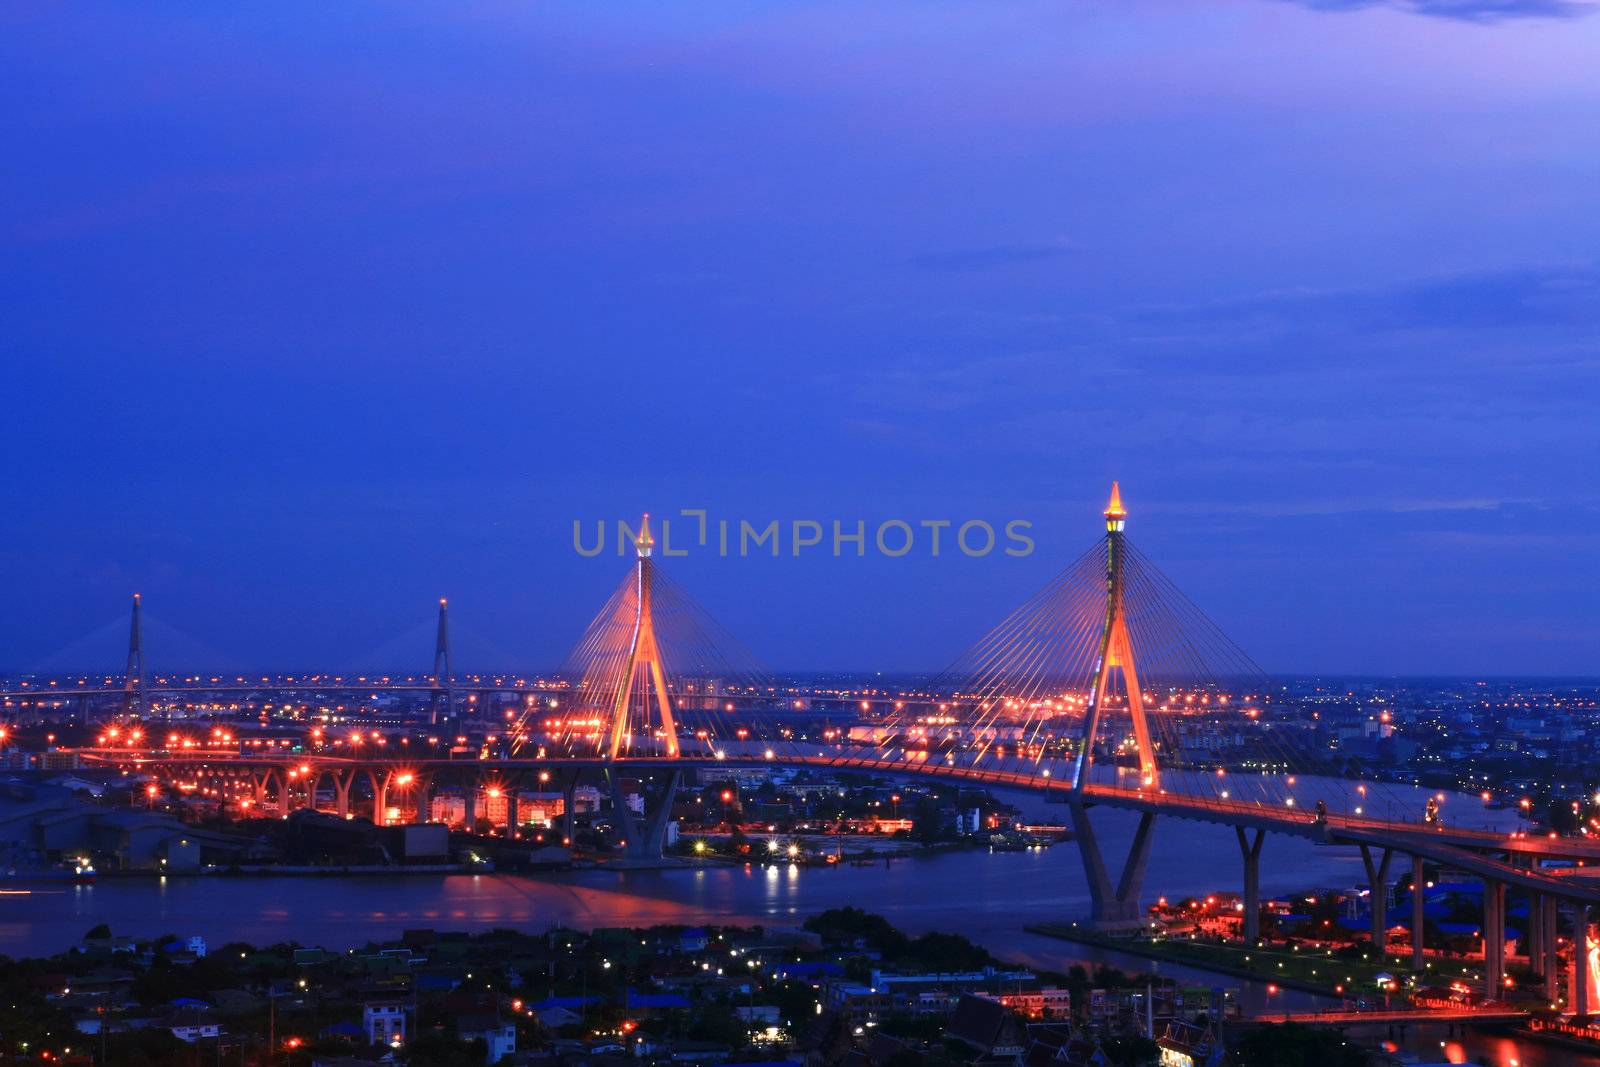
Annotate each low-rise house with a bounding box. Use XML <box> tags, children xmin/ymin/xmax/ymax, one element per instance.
<box><xmin>362</xmin><ymin>1000</ymin><xmax>407</xmax><ymax>1046</ymax></box>
<box><xmin>456</xmin><ymin>1012</ymin><xmax>515</xmax><ymax>1062</ymax></box>
<box><xmin>947</xmin><ymin>993</ymin><xmax>1026</xmax><ymax>1060</ymax></box>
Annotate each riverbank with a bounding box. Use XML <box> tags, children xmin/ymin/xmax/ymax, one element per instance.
<box><xmin>1026</xmin><ymin>921</ymin><xmax>1452</xmax><ymax>1000</ymax></box>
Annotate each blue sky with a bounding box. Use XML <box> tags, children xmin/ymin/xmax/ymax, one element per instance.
<box><xmin>2</xmin><ymin>1</ymin><xmax>1597</xmax><ymax>675</ymax></box>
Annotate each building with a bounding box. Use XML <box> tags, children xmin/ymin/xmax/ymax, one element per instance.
<box><xmin>990</xmin><ymin>988</ymin><xmax>1071</xmax><ymax>1019</ymax></box>
<box><xmin>362</xmin><ymin>1001</ymin><xmax>407</xmax><ymax>1046</ymax></box>
<box><xmin>456</xmin><ymin>1013</ymin><xmax>515</xmax><ymax>1062</ymax></box>
<box><xmin>165</xmin><ymin>1010</ymin><xmax>221</xmax><ymax>1043</ymax></box>
<box><xmin>946</xmin><ymin>994</ymin><xmax>1026</xmax><ymax>1059</ymax></box>
<box><xmin>824</xmin><ymin>984</ymin><xmax>890</xmax><ymax>1026</ymax></box>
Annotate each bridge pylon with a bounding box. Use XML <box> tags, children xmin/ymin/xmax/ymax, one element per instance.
<box><xmin>605</xmin><ymin>513</ymin><xmax>679</xmax><ymax>759</ymax></box>
<box><xmin>1071</xmin><ymin>481</ymin><xmax>1158</xmax><ymax>792</ymax></box>
<box><xmin>124</xmin><ymin>593</ymin><xmax>149</xmax><ymax>719</ymax></box>
<box><xmin>1068</xmin><ymin>484</ymin><xmax>1160</xmax><ymax>928</ymax></box>
<box><xmin>431</xmin><ymin>597</ymin><xmax>454</xmax><ymax>726</ymax></box>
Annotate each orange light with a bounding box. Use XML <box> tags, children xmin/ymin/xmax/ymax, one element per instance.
<box><xmin>1104</xmin><ymin>481</ymin><xmax>1127</xmax><ymax>519</ymax></box>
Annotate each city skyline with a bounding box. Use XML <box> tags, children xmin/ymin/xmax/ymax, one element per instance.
<box><xmin>5</xmin><ymin>1</ymin><xmax>1598</xmax><ymax>674</ymax></box>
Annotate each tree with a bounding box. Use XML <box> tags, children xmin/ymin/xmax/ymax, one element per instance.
<box><xmin>902</xmin><ymin>931</ymin><xmax>990</xmax><ymax>972</ymax></box>
<box><xmin>1102</xmin><ymin>1034</ymin><xmax>1160</xmax><ymax>1066</ymax></box>
<box><xmin>403</xmin><ymin>1031</ymin><xmax>488</xmax><ymax>1065</ymax></box>
<box><xmin>1232</xmin><ymin>1022</ymin><xmax>1370</xmax><ymax>1067</ymax></box>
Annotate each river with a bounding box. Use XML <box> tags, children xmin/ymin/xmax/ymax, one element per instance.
<box><xmin>0</xmin><ymin>778</ymin><xmax>1532</xmax><ymax>1020</ymax></box>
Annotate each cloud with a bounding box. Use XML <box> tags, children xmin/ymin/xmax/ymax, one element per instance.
<box><xmin>910</xmin><ymin>240</ymin><xmax>1080</xmax><ymax>271</ymax></box>
<box><xmin>1133</xmin><ymin>262</ymin><xmax>1600</xmax><ymax>335</ymax></box>
<box><xmin>1284</xmin><ymin>0</ymin><xmax>1597</xmax><ymax>21</ymax></box>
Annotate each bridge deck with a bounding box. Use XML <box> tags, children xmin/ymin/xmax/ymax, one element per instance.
<box><xmin>72</xmin><ymin>745</ymin><xmax>1600</xmax><ymax>903</ymax></box>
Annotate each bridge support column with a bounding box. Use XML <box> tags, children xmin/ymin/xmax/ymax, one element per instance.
<box><xmin>506</xmin><ymin>792</ymin><xmax>520</xmax><ymax>836</ymax></box>
<box><xmin>251</xmin><ymin>772</ymin><xmax>271</xmax><ymax>811</ymax></box>
<box><xmin>1570</xmin><ymin>901</ymin><xmax>1591</xmax><ymax>1019</ymax></box>
<box><xmin>463</xmin><ymin>783</ymin><xmax>477</xmax><ymax>831</ymax></box>
<box><xmin>333</xmin><ymin>771</ymin><xmax>354</xmax><ymax>820</ymax></box>
<box><xmin>1483</xmin><ymin>879</ymin><xmax>1505</xmax><ymax>1001</ymax></box>
<box><xmin>1411</xmin><ymin>855</ymin><xmax>1426</xmax><ymax>972</ymax></box>
<box><xmin>414</xmin><ymin>775</ymin><xmax>433</xmax><ymax>824</ymax></box>
<box><xmin>1069</xmin><ymin>799</ymin><xmax>1155</xmax><ymax>929</ymax></box>
<box><xmin>1543</xmin><ymin>896</ymin><xmax>1561</xmax><ymax>1002</ymax></box>
<box><xmin>1529</xmin><ymin>891</ymin><xmax>1545</xmax><ymax>971</ymax></box>
<box><xmin>367</xmin><ymin>770</ymin><xmax>389</xmax><ymax>826</ymax></box>
<box><xmin>606</xmin><ymin>769</ymin><xmax>641</xmax><ymax>853</ymax></box>
<box><xmin>637</xmin><ymin>770</ymin><xmax>682</xmax><ymax>859</ymax></box>
<box><xmin>1236</xmin><ymin>827</ymin><xmax>1264</xmax><ymax>944</ymax></box>
<box><xmin>562</xmin><ymin>773</ymin><xmax>578</xmax><ymax>846</ymax></box>
<box><xmin>1359</xmin><ymin>844</ymin><xmax>1395</xmax><ymax>956</ymax></box>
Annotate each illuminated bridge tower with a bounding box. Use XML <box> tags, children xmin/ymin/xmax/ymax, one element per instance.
<box><xmin>124</xmin><ymin>593</ymin><xmax>149</xmax><ymax>719</ymax></box>
<box><xmin>430</xmin><ymin>597</ymin><xmax>453</xmax><ymax>726</ymax></box>
<box><xmin>1071</xmin><ymin>482</ymin><xmax>1158</xmax><ymax>791</ymax></box>
<box><xmin>606</xmin><ymin>513</ymin><xmax>680</xmax><ymax>760</ymax></box>
<box><xmin>1068</xmin><ymin>483</ymin><xmax>1160</xmax><ymax>927</ymax></box>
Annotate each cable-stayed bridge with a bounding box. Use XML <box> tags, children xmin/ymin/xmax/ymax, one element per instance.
<box><xmin>17</xmin><ymin>489</ymin><xmax>1600</xmax><ymax>1010</ymax></box>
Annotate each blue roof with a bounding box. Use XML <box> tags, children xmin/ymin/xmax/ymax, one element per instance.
<box><xmin>532</xmin><ymin>995</ymin><xmax>603</xmax><ymax>1011</ymax></box>
<box><xmin>171</xmin><ymin>997</ymin><xmax>209</xmax><ymax>1009</ymax></box>
<box><xmin>627</xmin><ymin>990</ymin><xmax>691</xmax><ymax>1009</ymax></box>
<box><xmin>327</xmin><ymin>1020</ymin><xmax>363</xmax><ymax>1036</ymax></box>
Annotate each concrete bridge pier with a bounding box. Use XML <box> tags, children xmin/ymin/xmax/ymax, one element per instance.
<box><xmin>1540</xmin><ymin>895</ymin><xmax>1560</xmax><ymax>1002</ymax></box>
<box><xmin>463</xmin><ymin>782</ymin><xmax>477</xmax><ymax>830</ymax></box>
<box><xmin>1529</xmin><ymin>890</ymin><xmax>1545</xmax><ymax>974</ymax></box>
<box><xmin>1569</xmin><ymin>900</ymin><xmax>1591</xmax><ymax>1019</ymax></box>
<box><xmin>561</xmin><ymin>772</ymin><xmax>578</xmax><ymax>846</ymax></box>
<box><xmin>605</xmin><ymin>769</ymin><xmax>682</xmax><ymax>861</ymax></box>
<box><xmin>413</xmin><ymin>774</ymin><xmax>432</xmax><ymax>825</ymax></box>
<box><xmin>1359</xmin><ymin>844</ymin><xmax>1395</xmax><ymax>955</ymax></box>
<box><xmin>366</xmin><ymin>770</ymin><xmax>389</xmax><ymax>825</ymax></box>
<box><xmin>250</xmin><ymin>770</ymin><xmax>274</xmax><ymax>811</ymax></box>
<box><xmin>1068</xmin><ymin>799</ymin><xmax>1155</xmax><ymax>928</ymax></box>
<box><xmin>1236</xmin><ymin>827</ymin><xmax>1264</xmax><ymax>943</ymax></box>
<box><xmin>332</xmin><ymin>770</ymin><xmax>355</xmax><ymax>820</ymax></box>
<box><xmin>1411</xmin><ymin>855</ymin><xmax>1426</xmax><ymax>972</ymax></box>
<box><xmin>605</xmin><ymin>768</ymin><xmax>641</xmax><ymax>854</ymax></box>
<box><xmin>635</xmin><ymin>770</ymin><xmax>682</xmax><ymax>858</ymax></box>
<box><xmin>1483</xmin><ymin>879</ymin><xmax>1506</xmax><ymax>1000</ymax></box>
